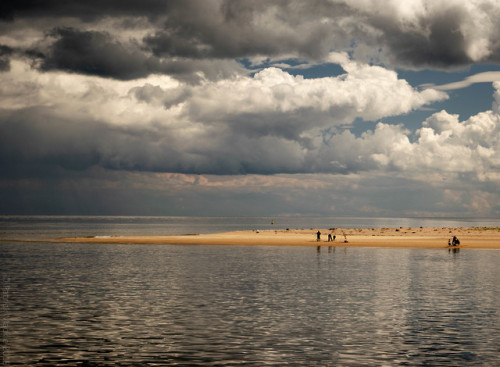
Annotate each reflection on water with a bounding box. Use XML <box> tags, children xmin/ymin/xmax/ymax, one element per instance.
<box><xmin>1</xmin><ymin>242</ymin><xmax>500</xmax><ymax>366</ymax></box>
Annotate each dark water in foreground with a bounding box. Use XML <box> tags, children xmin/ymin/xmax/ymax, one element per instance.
<box><xmin>2</xmin><ymin>240</ymin><xmax>500</xmax><ymax>366</ymax></box>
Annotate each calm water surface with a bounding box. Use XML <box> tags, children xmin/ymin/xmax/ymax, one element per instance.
<box><xmin>1</xmin><ymin>241</ymin><xmax>499</xmax><ymax>366</ymax></box>
<box><xmin>2</xmin><ymin>215</ymin><xmax>500</xmax><ymax>239</ymax></box>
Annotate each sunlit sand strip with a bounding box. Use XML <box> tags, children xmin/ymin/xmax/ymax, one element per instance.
<box><xmin>40</xmin><ymin>227</ymin><xmax>500</xmax><ymax>249</ymax></box>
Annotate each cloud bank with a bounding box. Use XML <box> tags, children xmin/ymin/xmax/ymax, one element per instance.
<box><xmin>1</xmin><ymin>0</ymin><xmax>500</xmax><ymax>217</ymax></box>
<box><xmin>1</xmin><ymin>57</ymin><xmax>499</xmax><ymax>195</ymax></box>
<box><xmin>2</xmin><ymin>0</ymin><xmax>500</xmax><ymax>82</ymax></box>
<box><xmin>0</xmin><ymin>57</ymin><xmax>449</xmax><ymax>177</ymax></box>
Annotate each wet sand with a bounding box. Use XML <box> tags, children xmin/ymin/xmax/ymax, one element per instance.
<box><xmin>44</xmin><ymin>227</ymin><xmax>500</xmax><ymax>249</ymax></box>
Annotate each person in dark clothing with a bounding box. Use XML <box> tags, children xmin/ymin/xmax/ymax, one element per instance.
<box><xmin>316</xmin><ymin>230</ymin><xmax>321</xmax><ymax>242</ymax></box>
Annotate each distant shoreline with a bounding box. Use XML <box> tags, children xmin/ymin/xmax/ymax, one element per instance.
<box><xmin>13</xmin><ymin>227</ymin><xmax>500</xmax><ymax>249</ymax></box>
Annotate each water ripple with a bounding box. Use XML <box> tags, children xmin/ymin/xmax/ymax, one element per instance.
<box><xmin>1</xmin><ymin>243</ymin><xmax>500</xmax><ymax>366</ymax></box>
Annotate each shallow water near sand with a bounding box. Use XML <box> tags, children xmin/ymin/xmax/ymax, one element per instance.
<box><xmin>2</xmin><ymin>215</ymin><xmax>500</xmax><ymax>240</ymax></box>
<box><xmin>1</xmin><ymin>216</ymin><xmax>500</xmax><ymax>366</ymax></box>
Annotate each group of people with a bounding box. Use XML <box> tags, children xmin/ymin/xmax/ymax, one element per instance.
<box><xmin>316</xmin><ymin>231</ymin><xmax>336</xmax><ymax>242</ymax></box>
<box><xmin>448</xmin><ymin>235</ymin><xmax>460</xmax><ymax>246</ymax></box>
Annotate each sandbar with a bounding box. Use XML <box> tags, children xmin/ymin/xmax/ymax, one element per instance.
<box><xmin>42</xmin><ymin>227</ymin><xmax>500</xmax><ymax>249</ymax></box>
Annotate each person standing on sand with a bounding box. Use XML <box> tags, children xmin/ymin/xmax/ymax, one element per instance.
<box><xmin>316</xmin><ymin>230</ymin><xmax>321</xmax><ymax>242</ymax></box>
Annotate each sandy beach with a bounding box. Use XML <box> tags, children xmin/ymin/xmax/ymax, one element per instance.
<box><xmin>45</xmin><ymin>227</ymin><xmax>500</xmax><ymax>249</ymax></box>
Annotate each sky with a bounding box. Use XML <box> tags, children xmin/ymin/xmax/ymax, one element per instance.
<box><xmin>1</xmin><ymin>0</ymin><xmax>500</xmax><ymax>217</ymax></box>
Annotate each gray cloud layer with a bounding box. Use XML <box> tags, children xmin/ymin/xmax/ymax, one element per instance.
<box><xmin>2</xmin><ymin>0</ymin><xmax>500</xmax><ymax>81</ymax></box>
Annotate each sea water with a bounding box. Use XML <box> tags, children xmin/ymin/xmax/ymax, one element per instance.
<box><xmin>1</xmin><ymin>216</ymin><xmax>500</xmax><ymax>366</ymax></box>
<box><xmin>1</xmin><ymin>215</ymin><xmax>500</xmax><ymax>240</ymax></box>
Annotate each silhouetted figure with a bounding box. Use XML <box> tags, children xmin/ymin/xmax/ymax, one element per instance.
<box><xmin>328</xmin><ymin>233</ymin><xmax>332</xmax><ymax>242</ymax></box>
<box><xmin>452</xmin><ymin>236</ymin><xmax>460</xmax><ymax>246</ymax></box>
<box><xmin>316</xmin><ymin>230</ymin><xmax>321</xmax><ymax>242</ymax></box>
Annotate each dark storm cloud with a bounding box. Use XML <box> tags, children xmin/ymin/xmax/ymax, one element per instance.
<box><xmin>144</xmin><ymin>0</ymin><xmax>352</xmax><ymax>60</ymax></box>
<box><xmin>0</xmin><ymin>45</ymin><xmax>13</xmax><ymax>71</ymax></box>
<box><xmin>0</xmin><ymin>106</ymin><xmax>195</xmax><ymax>177</ymax></box>
<box><xmin>1</xmin><ymin>0</ymin><xmax>351</xmax><ymax>59</ymax></box>
<box><xmin>0</xmin><ymin>108</ymin><xmax>103</xmax><ymax>177</ymax></box>
<box><xmin>29</xmin><ymin>27</ymin><xmax>245</xmax><ymax>81</ymax></box>
<box><xmin>0</xmin><ymin>107</ymin><xmax>307</xmax><ymax>177</ymax></box>
<box><xmin>367</xmin><ymin>6</ymin><xmax>473</xmax><ymax>69</ymax></box>
<box><xmin>37</xmin><ymin>27</ymin><xmax>158</xmax><ymax>80</ymax></box>
<box><xmin>0</xmin><ymin>0</ymin><xmax>169</xmax><ymax>22</ymax></box>
<box><xmin>4</xmin><ymin>0</ymin><xmax>500</xmax><ymax>77</ymax></box>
